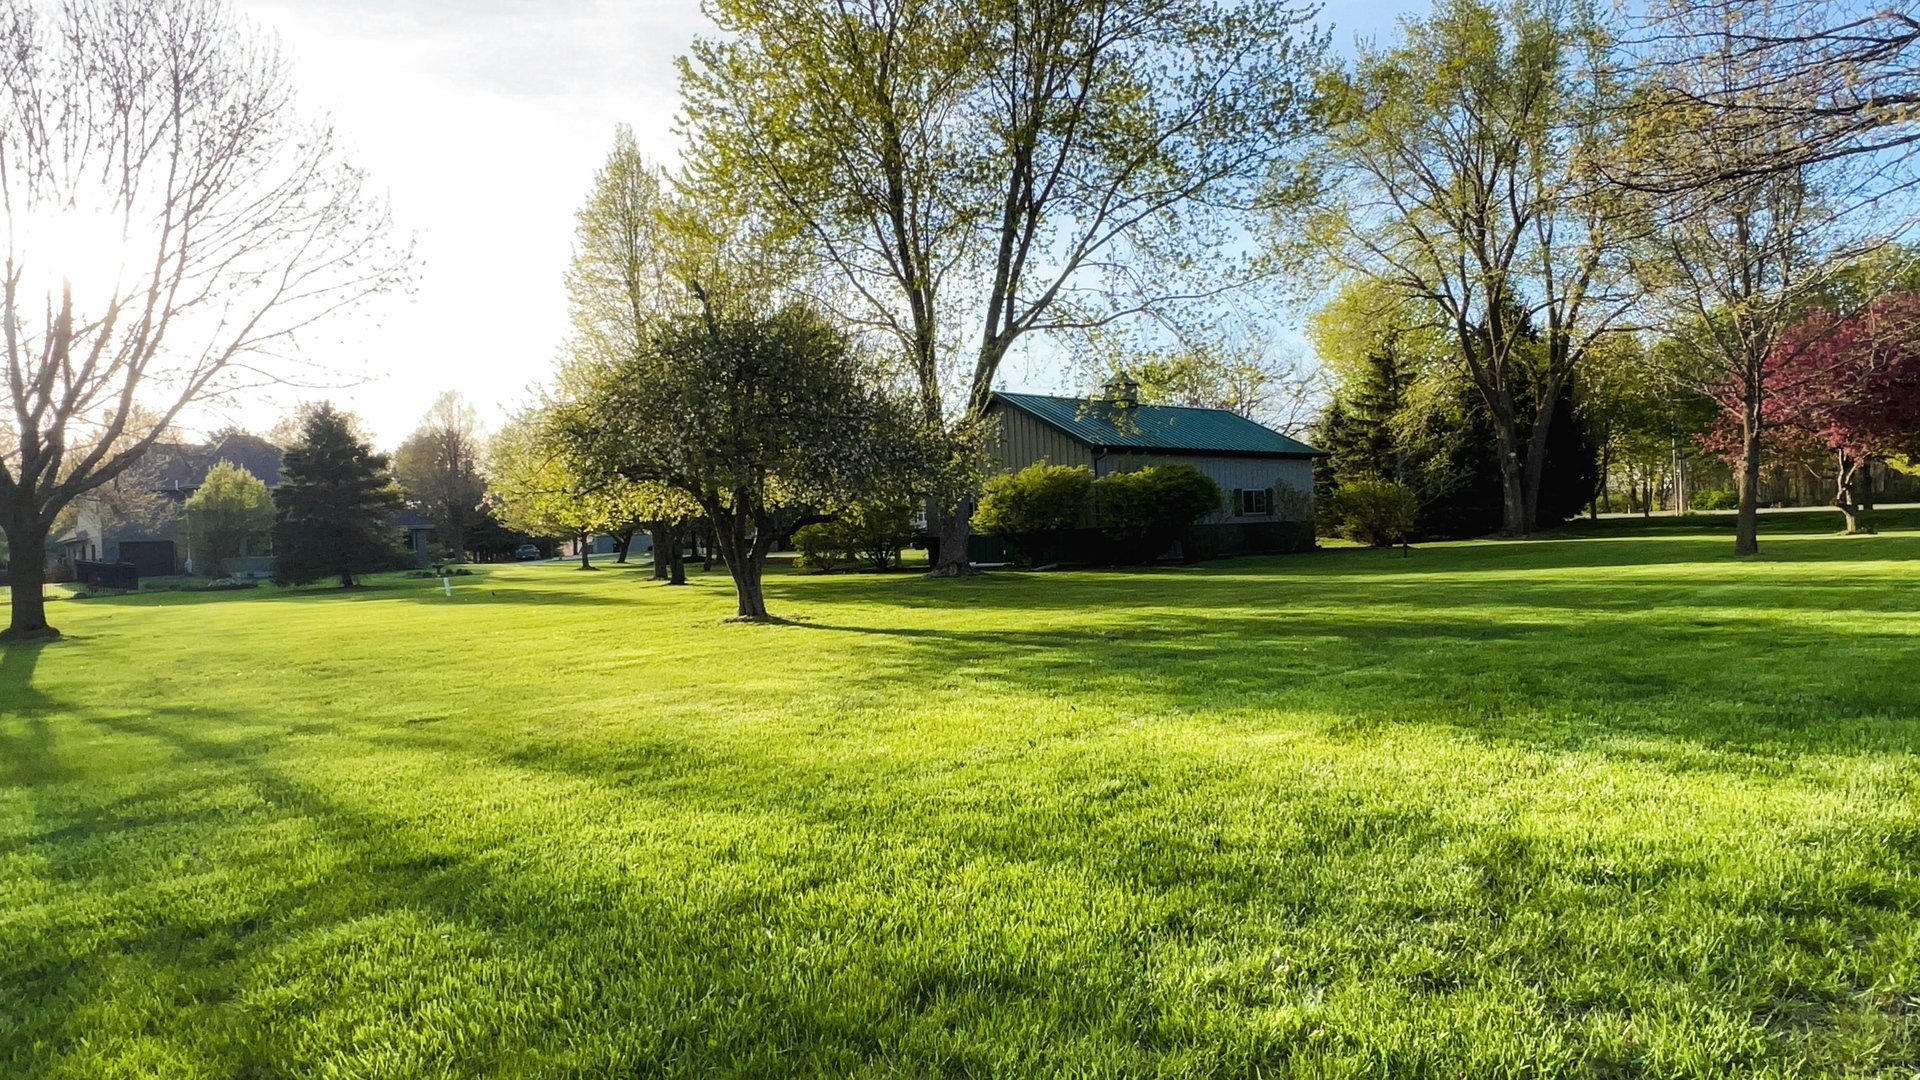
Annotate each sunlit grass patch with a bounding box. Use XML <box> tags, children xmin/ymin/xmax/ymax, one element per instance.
<box><xmin>4</xmin><ymin>518</ymin><xmax>1920</xmax><ymax>1076</ymax></box>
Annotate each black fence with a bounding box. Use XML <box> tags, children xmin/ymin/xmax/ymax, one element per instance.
<box><xmin>75</xmin><ymin>561</ymin><xmax>140</xmax><ymax>590</ymax></box>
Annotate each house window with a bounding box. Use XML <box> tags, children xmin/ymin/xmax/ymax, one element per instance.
<box><xmin>1237</xmin><ymin>488</ymin><xmax>1272</xmax><ymax>516</ymax></box>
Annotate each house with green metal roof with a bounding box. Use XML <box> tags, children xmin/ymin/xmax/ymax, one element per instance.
<box><xmin>986</xmin><ymin>386</ymin><xmax>1324</xmax><ymax>529</ymax></box>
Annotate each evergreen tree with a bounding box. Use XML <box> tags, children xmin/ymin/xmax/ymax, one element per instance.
<box><xmin>271</xmin><ymin>404</ymin><xmax>403</xmax><ymax>587</ymax></box>
<box><xmin>1311</xmin><ymin>289</ymin><xmax>1601</xmax><ymax>539</ymax></box>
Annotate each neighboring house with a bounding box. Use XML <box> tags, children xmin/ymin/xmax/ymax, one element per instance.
<box><xmin>982</xmin><ymin>385</ymin><xmax>1325</xmax><ymax>560</ymax></box>
<box><xmin>56</xmin><ymin>431</ymin><xmax>285</xmax><ymax>578</ymax></box>
<box><xmin>55</xmin><ymin>432</ymin><xmax>444</xmax><ymax>577</ymax></box>
<box><xmin>568</xmin><ymin>533</ymin><xmax>654</xmax><ymax>558</ymax></box>
<box><xmin>394</xmin><ymin>509</ymin><xmax>438</xmax><ymax>567</ymax></box>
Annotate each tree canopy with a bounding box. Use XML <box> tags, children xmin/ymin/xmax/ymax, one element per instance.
<box><xmin>270</xmin><ymin>405</ymin><xmax>404</xmax><ymax>588</ymax></box>
<box><xmin>681</xmin><ymin>0</ymin><xmax>1323</xmax><ymax>572</ymax></box>
<box><xmin>562</xmin><ymin>303</ymin><xmax>928</xmax><ymax>618</ymax></box>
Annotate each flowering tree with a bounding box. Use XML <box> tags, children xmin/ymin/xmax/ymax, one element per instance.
<box><xmin>563</xmin><ymin>303</ymin><xmax>929</xmax><ymax>620</ymax></box>
<box><xmin>1705</xmin><ymin>292</ymin><xmax>1920</xmax><ymax>533</ymax></box>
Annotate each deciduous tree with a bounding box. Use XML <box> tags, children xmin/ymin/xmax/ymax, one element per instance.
<box><xmin>564</xmin><ymin>303</ymin><xmax>927</xmax><ymax>619</ymax></box>
<box><xmin>1756</xmin><ymin>292</ymin><xmax>1920</xmax><ymax>532</ymax></box>
<box><xmin>486</xmin><ymin>408</ymin><xmax>664</xmax><ymax>572</ymax></box>
<box><xmin>0</xmin><ymin>0</ymin><xmax>404</xmax><ymax>637</ymax></box>
<box><xmin>682</xmin><ymin>0</ymin><xmax>1322</xmax><ymax>573</ymax></box>
<box><xmin>183</xmin><ymin>461</ymin><xmax>274</xmax><ymax>577</ymax></box>
<box><xmin>394</xmin><ymin>393</ymin><xmax>487</xmax><ymax>561</ymax></box>
<box><xmin>1307</xmin><ymin>0</ymin><xmax>1634</xmax><ymax>536</ymax></box>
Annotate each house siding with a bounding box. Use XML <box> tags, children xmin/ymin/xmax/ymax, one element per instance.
<box><xmin>987</xmin><ymin>402</ymin><xmax>1097</xmax><ymax>473</ymax></box>
<box><xmin>1097</xmin><ymin>452</ymin><xmax>1314</xmax><ymax>522</ymax></box>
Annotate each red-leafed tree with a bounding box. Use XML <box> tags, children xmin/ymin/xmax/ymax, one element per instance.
<box><xmin>1712</xmin><ymin>293</ymin><xmax>1920</xmax><ymax>533</ymax></box>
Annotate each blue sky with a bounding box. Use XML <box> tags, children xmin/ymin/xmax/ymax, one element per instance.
<box><xmin>221</xmin><ymin>0</ymin><xmax>1429</xmax><ymax>445</ymax></box>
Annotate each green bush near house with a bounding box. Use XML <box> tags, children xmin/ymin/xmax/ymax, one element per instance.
<box><xmin>1692</xmin><ymin>488</ymin><xmax>1740</xmax><ymax>510</ymax></box>
<box><xmin>1091</xmin><ymin>463</ymin><xmax>1223</xmax><ymax>563</ymax></box>
<box><xmin>793</xmin><ymin>499</ymin><xmax>917</xmax><ymax>571</ymax></box>
<box><xmin>971</xmin><ymin>461</ymin><xmax>1092</xmax><ymax>565</ymax></box>
<box><xmin>182</xmin><ymin>461</ymin><xmax>275</xmax><ymax>577</ymax></box>
<box><xmin>1327</xmin><ymin>477</ymin><xmax>1417</xmax><ymax>546</ymax></box>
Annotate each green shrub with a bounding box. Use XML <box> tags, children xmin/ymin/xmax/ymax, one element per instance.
<box><xmin>183</xmin><ymin>460</ymin><xmax>275</xmax><ymax>577</ymax></box>
<box><xmin>1691</xmin><ymin>488</ymin><xmax>1739</xmax><ymax>511</ymax></box>
<box><xmin>972</xmin><ymin>462</ymin><xmax>1093</xmax><ymax>565</ymax></box>
<box><xmin>1273</xmin><ymin>482</ymin><xmax>1313</xmax><ymax>521</ymax></box>
<box><xmin>792</xmin><ymin>522</ymin><xmax>853</xmax><ymax>571</ymax></box>
<box><xmin>1092</xmin><ymin>464</ymin><xmax>1223</xmax><ymax>563</ymax></box>
<box><xmin>1327</xmin><ymin>478</ymin><xmax>1416</xmax><ymax>547</ymax></box>
<box><xmin>794</xmin><ymin>499</ymin><xmax>918</xmax><ymax>571</ymax></box>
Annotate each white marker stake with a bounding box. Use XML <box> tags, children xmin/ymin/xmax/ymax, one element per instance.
<box><xmin>442</xmin><ymin>577</ymin><xmax>452</xmax><ymax>597</ymax></box>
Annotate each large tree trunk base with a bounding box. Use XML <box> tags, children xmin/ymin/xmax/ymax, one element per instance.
<box><xmin>0</xmin><ymin>625</ymin><xmax>61</xmax><ymax>643</ymax></box>
<box><xmin>925</xmin><ymin>562</ymin><xmax>982</xmax><ymax>578</ymax></box>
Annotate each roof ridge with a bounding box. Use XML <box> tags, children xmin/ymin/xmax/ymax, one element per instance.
<box><xmin>991</xmin><ymin>391</ymin><xmax>1324</xmax><ymax>457</ymax></box>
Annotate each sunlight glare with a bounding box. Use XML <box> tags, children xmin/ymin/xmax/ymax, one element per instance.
<box><xmin>6</xmin><ymin>204</ymin><xmax>136</xmax><ymax>316</ymax></box>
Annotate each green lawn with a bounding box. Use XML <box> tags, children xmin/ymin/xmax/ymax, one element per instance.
<box><xmin>4</xmin><ymin>514</ymin><xmax>1920</xmax><ymax>1078</ymax></box>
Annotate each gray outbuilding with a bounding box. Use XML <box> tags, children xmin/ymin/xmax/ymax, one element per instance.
<box><xmin>981</xmin><ymin>386</ymin><xmax>1326</xmax><ymax>559</ymax></box>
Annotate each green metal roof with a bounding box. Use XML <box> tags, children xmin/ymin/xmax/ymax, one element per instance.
<box><xmin>992</xmin><ymin>392</ymin><xmax>1324</xmax><ymax>457</ymax></box>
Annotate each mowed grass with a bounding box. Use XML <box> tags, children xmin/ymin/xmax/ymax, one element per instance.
<box><xmin>4</xmin><ymin>514</ymin><xmax>1920</xmax><ymax>1078</ymax></box>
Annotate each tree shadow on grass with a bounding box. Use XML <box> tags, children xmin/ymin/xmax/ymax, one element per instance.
<box><xmin>7</xmin><ymin>618</ymin><xmax>1920</xmax><ymax>1075</ymax></box>
<box><xmin>1</xmin><ymin>692</ymin><xmax>1200</xmax><ymax>1077</ymax></box>
<box><xmin>764</xmin><ymin>598</ymin><xmax>1920</xmax><ymax>762</ymax></box>
<box><xmin>0</xmin><ymin>640</ymin><xmax>70</xmax><ymax>789</ymax></box>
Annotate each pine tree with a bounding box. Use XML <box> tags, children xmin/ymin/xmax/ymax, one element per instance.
<box><xmin>271</xmin><ymin>404</ymin><xmax>403</xmax><ymax>587</ymax></box>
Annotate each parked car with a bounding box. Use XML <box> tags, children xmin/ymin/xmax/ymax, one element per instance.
<box><xmin>514</xmin><ymin>543</ymin><xmax>542</xmax><ymax>561</ymax></box>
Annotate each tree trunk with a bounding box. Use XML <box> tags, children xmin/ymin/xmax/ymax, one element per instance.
<box><xmin>651</xmin><ymin>525</ymin><xmax>670</xmax><ymax>580</ymax></box>
<box><xmin>448</xmin><ymin>521</ymin><xmax>466</xmax><ymax>563</ymax></box>
<box><xmin>1599</xmin><ymin>442</ymin><xmax>1611</xmax><ymax>513</ymax></box>
<box><xmin>1520</xmin><ymin>403</ymin><xmax>1559</xmax><ymax>535</ymax></box>
<box><xmin>712</xmin><ymin>511</ymin><xmax>770</xmax><ymax>619</ymax></box>
<box><xmin>340</xmin><ymin>571</ymin><xmax>356</xmax><ymax>588</ymax></box>
<box><xmin>930</xmin><ymin>499</ymin><xmax>977</xmax><ymax>576</ymax></box>
<box><xmin>1835</xmin><ymin>451</ymin><xmax>1870</xmax><ymax>534</ymax></box>
<box><xmin>614</xmin><ymin>529</ymin><xmax>633</xmax><ymax>564</ymax></box>
<box><xmin>1494</xmin><ymin>431</ymin><xmax>1528</xmax><ymax>537</ymax></box>
<box><xmin>1735</xmin><ymin>413</ymin><xmax>1762</xmax><ymax>556</ymax></box>
<box><xmin>3</xmin><ymin>517</ymin><xmax>55</xmax><ymax>638</ymax></box>
<box><xmin>1671</xmin><ymin>436</ymin><xmax>1689</xmax><ymax>515</ymax></box>
<box><xmin>578</xmin><ymin>535</ymin><xmax>594</xmax><ymax>570</ymax></box>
